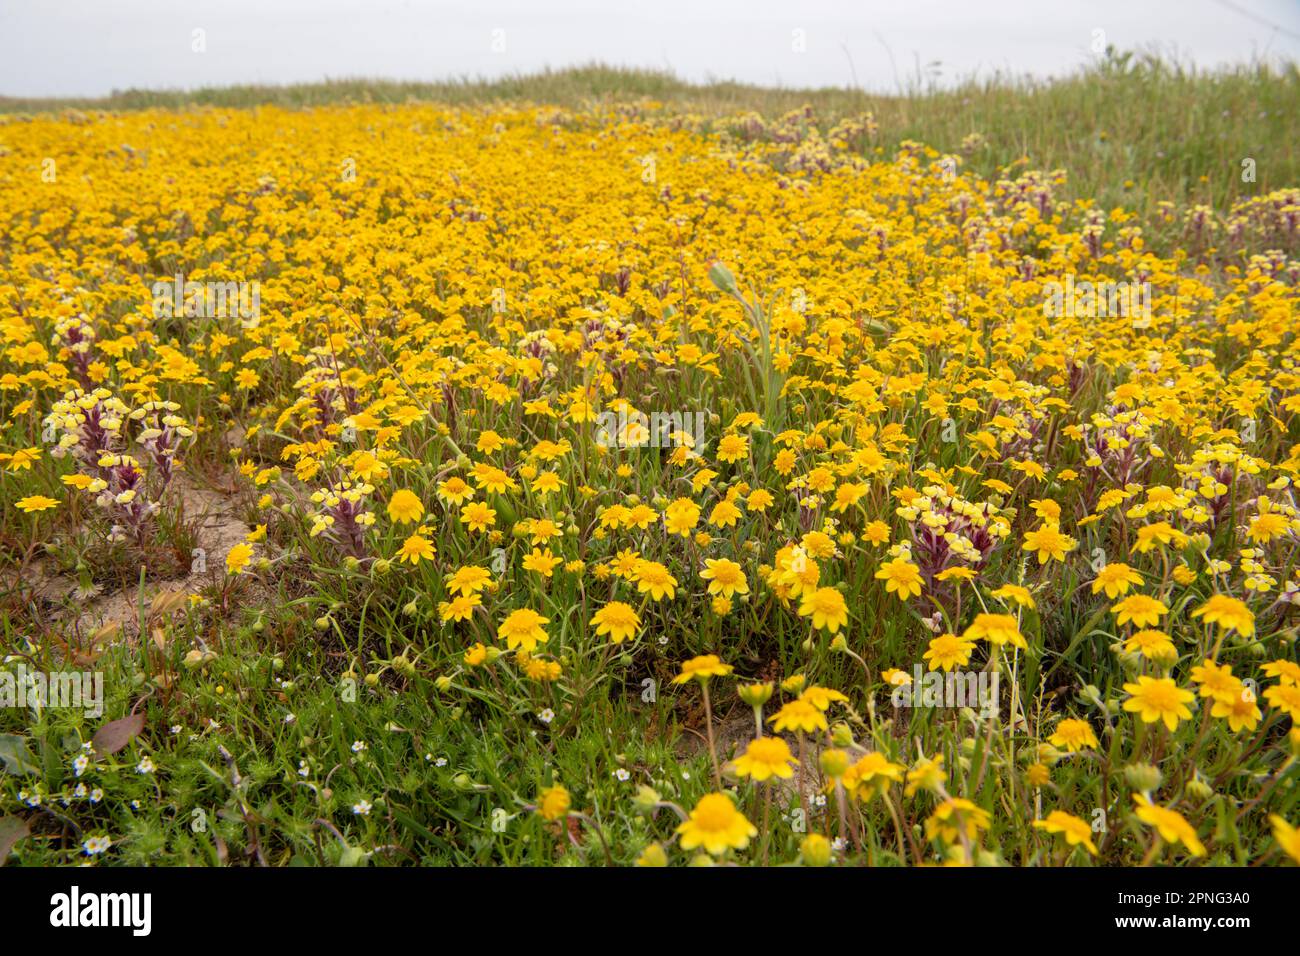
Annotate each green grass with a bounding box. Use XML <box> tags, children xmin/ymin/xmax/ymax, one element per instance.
<box><xmin>3</xmin><ymin>52</ymin><xmax>1297</xmax><ymax>214</ymax></box>
<box><xmin>1</xmin><ymin>572</ymin><xmax>731</xmax><ymax>866</ymax></box>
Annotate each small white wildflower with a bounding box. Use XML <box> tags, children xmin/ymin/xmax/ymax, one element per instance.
<box><xmin>82</xmin><ymin>835</ymin><xmax>112</xmax><ymax>855</ymax></box>
<box><xmin>613</xmin><ymin>768</ymin><xmax>630</xmax><ymax>782</ymax></box>
<box><xmin>136</xmin><ymin>756</ymin><xmax>156</xmax><ymax>774</ymax></box>
<box><xmin>351</xmin><ymin>740</ymin><xmax>367</xmax><ymax>753</ymax></box>
<box><xmin>352</xmin><ymin>799</ymin><xmax>372</xmax><ymax>816</ymax></box>
<box><xmin>537</xmin><ymin>708</ymin><xmax>555</xmax><ymax>724</ymax></box>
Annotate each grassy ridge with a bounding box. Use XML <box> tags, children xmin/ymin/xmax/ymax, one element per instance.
<box><xmin>2</xmin><ymin>54</ymin><xmax>1298</xmax><ymax>213</ymax></box>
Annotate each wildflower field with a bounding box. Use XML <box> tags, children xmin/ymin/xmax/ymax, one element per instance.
<box><xmin>2</xmin><ymin>66</ymin><xmax>1299</xmax><ymax>868</ymax></box>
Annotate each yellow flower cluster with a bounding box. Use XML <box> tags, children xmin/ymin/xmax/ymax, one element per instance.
<box><xmin>3</xmin><ymin>101</ymin><xmax>1298</xmax><ymax>866</ymax></box>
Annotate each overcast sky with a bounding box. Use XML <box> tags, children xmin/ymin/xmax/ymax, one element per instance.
<box><xmin>1</xmin><ymin>0</ymin><xmax>1298</xmax><ymax>97</ymax></box>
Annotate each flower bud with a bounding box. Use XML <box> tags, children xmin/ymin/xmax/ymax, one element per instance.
<box><xmin>800</xmin><ymin>833</ymin><xmax>832</xmax><ymax>867</ymax></box>
<box><xmin>1124</xmin><ymin>762</ymin><xmax>1163</xmax><ymax>793</ymax></box>
<box><xmin>633</xmin><ymin>785</ymin><xmax>662</xmax><ymax>814</ymax></box>
<box><xmin>1079</xmin><ymin>684</ymin><xmax>1104</xmax><ymax>709</ymax></box>
<box><xmin>737</xmin><ymin>682</ymin><xmax>773</xmax><ymax>707</ymax></box>
<box><xmin>1185</xmin><ymin>777</ymin><xmax>1214</xmax><ymax>803</ymax></box>
<box><xmin>636</xmin><ymin>843</ymin><xmax>668</xmax><ymax>867</ymax></box>
<box><xmin>819</xmin><ymin>748</ymin><xmax>850</xmax><ymax>779</ymax></box>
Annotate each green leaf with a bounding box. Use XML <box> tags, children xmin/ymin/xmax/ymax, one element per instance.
<box><xmin>0</xmin><ymin>816</ymin><xmax>30</xmax><ymax>865</ymax></box>
<box><xmin>707</xmin><ymin>261</ymin><xmax>736</xmax><ymax>295</ymax></box>
<box><xmin>338</xmin><ymin>845</ymin><xmax>369</xmax><ymax>867</ymax></box>
<box><xmin>0</xmin><ymin>735</ymin><xmax>40</xmax><ymax>776</ymax></box>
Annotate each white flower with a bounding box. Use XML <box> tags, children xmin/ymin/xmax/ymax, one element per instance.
<box><xmin>352</xmin><ymin>800</ymin><xmax>372</xmax><ymax>816</ymax></box>
<box><xmin>538</xmin><ymin>708</ymin><xmax>555</xmax><ymax>724</ymax></box>
<box><xmin>351</xmin><ymin>740</ymin><xmax>367</xmax><ymax>753</ymax></box>
<box><xmin>82</xmin><ymin>835</ymin><xmax>112</xmax><ymax>855</ymax></box>
<box><xmin>72</xmin><ymin>754</ymin><xmax>89</xmax><ymax>777</ymax></box>
<box><xmin>613</xmin><ymin>768</ymin><xmax>630</xmax><ymax>782</ymax></box>
<box><xmin>135</xmin><ymin>756</ymin><xmax>156</xmax><ymax>774</ymax></box>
